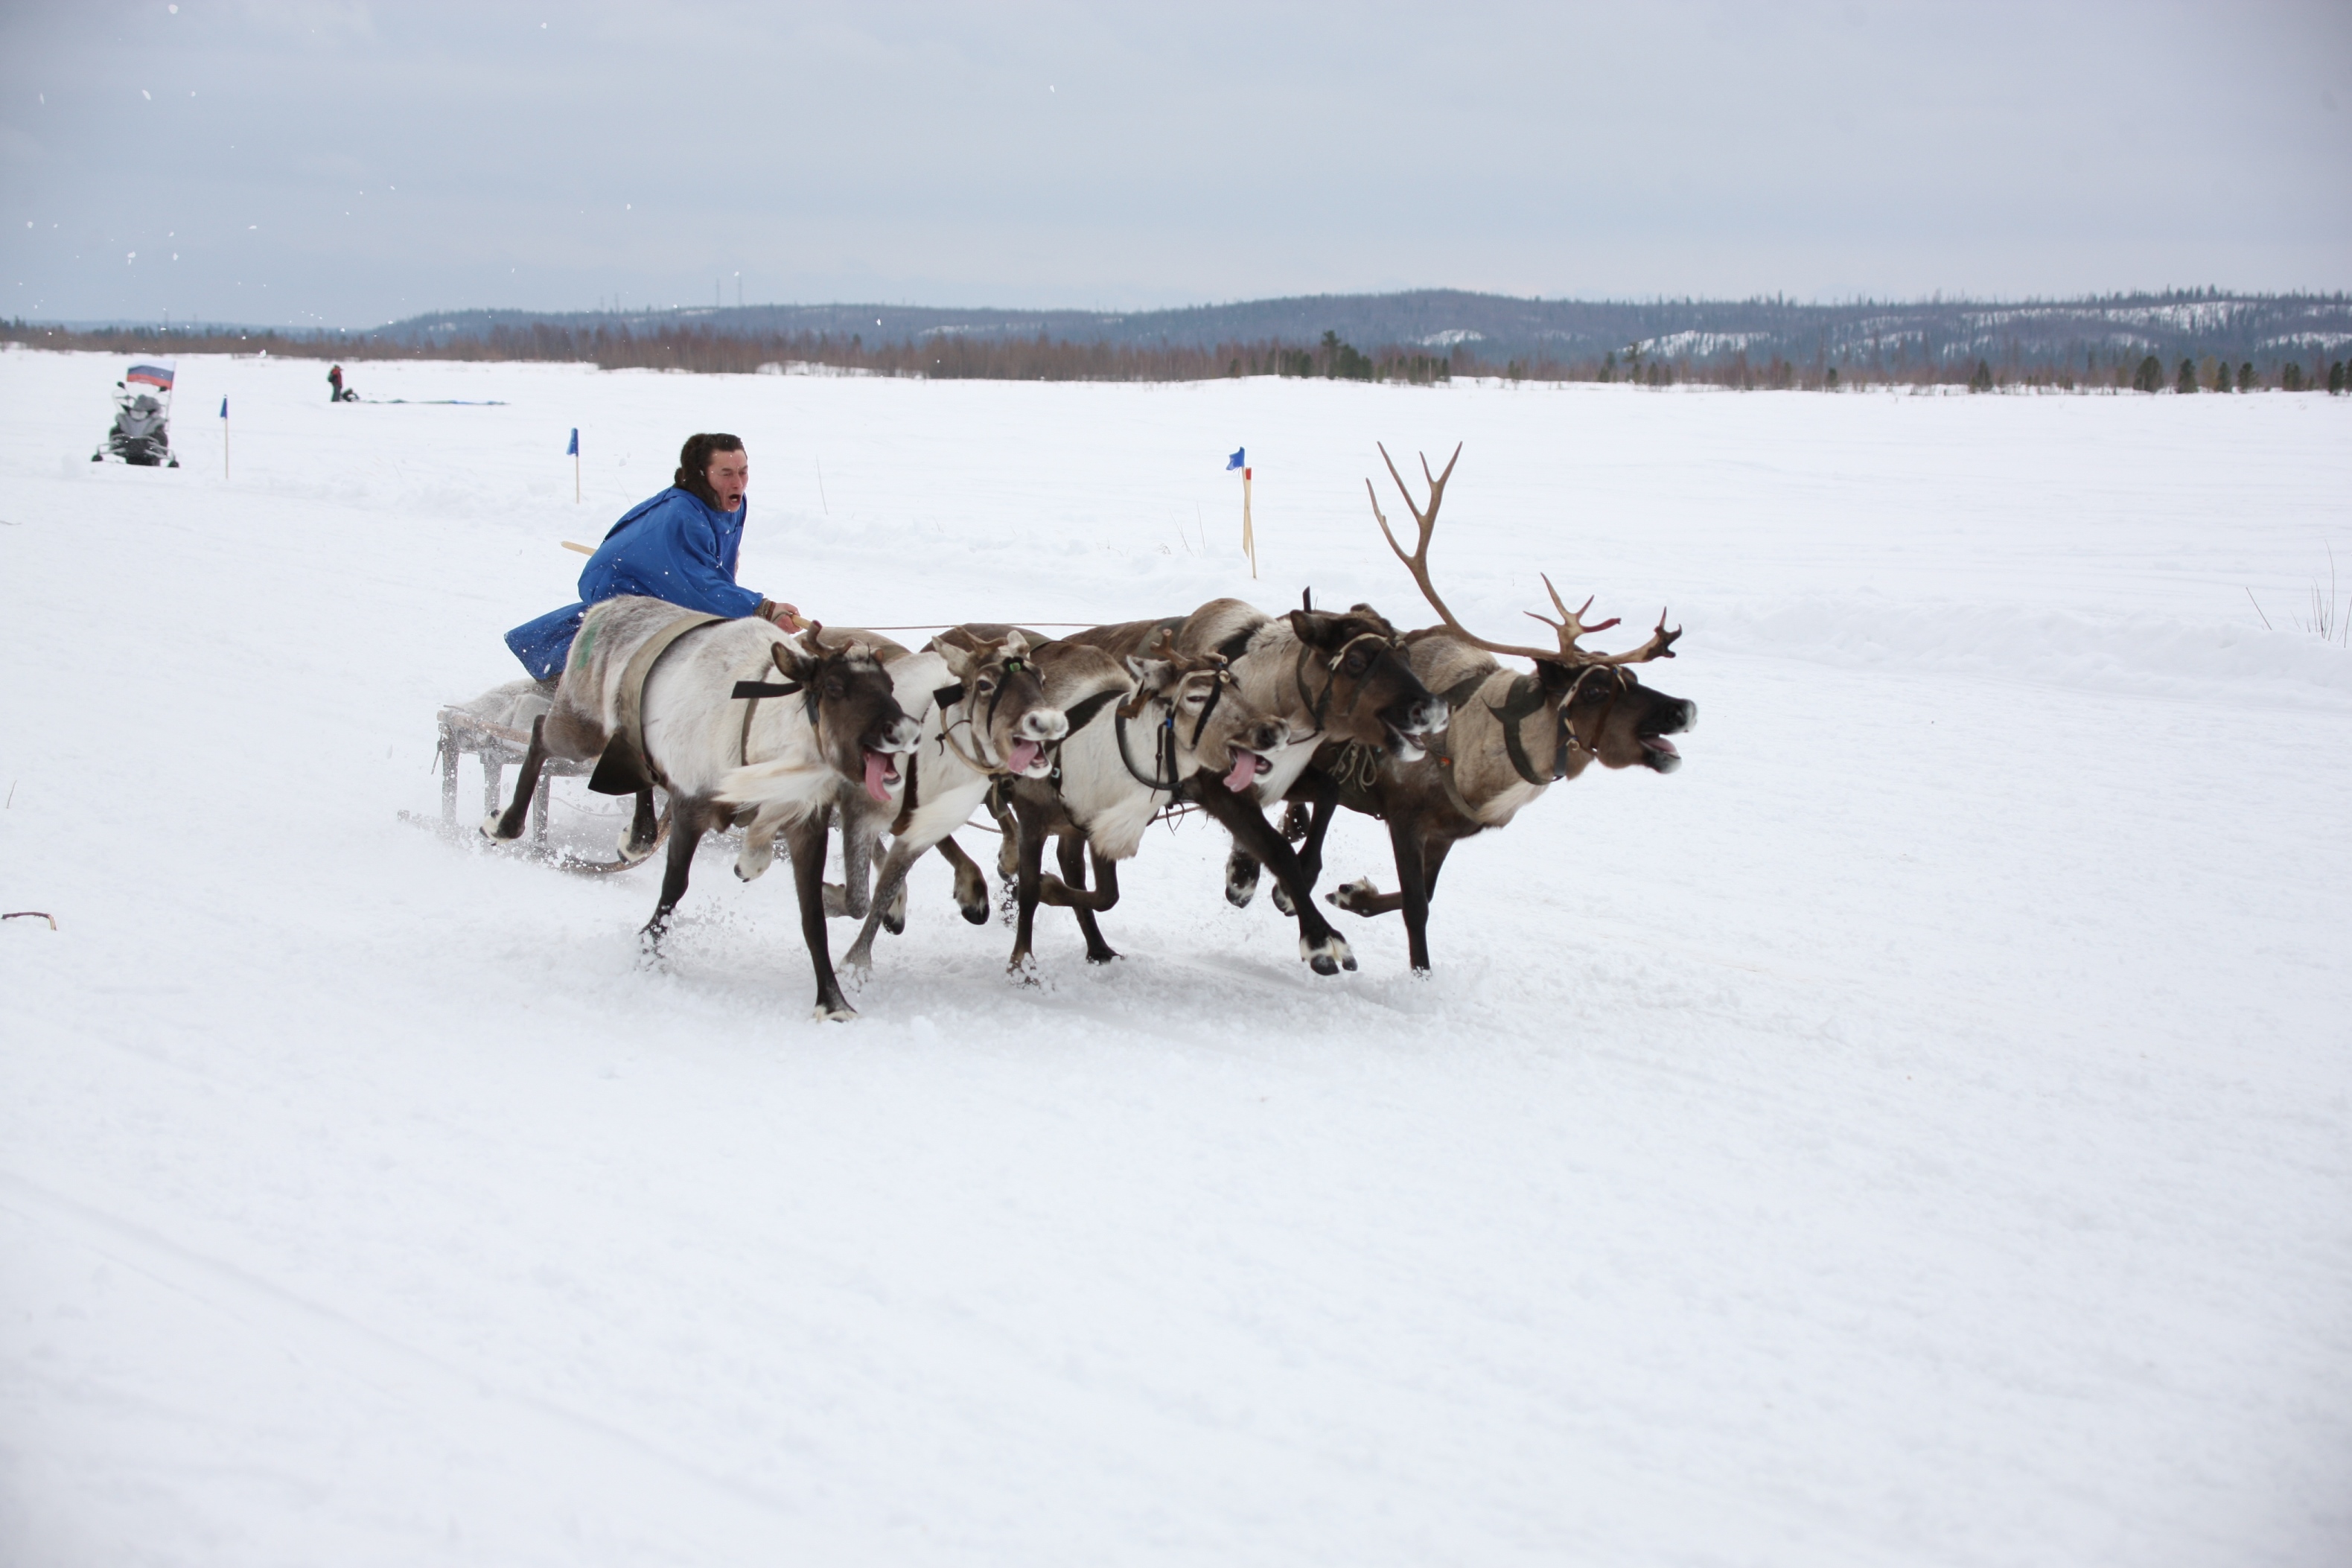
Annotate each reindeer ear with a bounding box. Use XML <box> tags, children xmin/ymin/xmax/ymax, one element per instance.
<box><xmin>930</xmin><ymin>637</ymin><xmax>975</xmax><ymax>678</ymax></box>
<box><xmin>1003</xmin><ymin>628</ymin><xmax>1030</xmax><ymax>660</ymax></box>
<box><xmin>1123</xmin><ymin>654</ymin><xmax>1173</xmax><ymax>692</ymax></box>
<box><xmin>1287</xmin><ymin>608</ymin><xmax>1339</xmax><ymax>647</ymax></box>
<box><xmin>1537</xmin><ymin>658</ymin><xmax>1578</xmax><ymax>695</ymax></box>
<box><xmin>771</xmin><ymin>636</ymin><xmax>818</xmax><ymax>681</ymax></box>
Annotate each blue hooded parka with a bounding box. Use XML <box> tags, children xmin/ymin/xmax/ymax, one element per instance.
<box><xmin>506</xmin><ymin>486</ymin><xmax>764</xmax><ymax>679</ymax></box>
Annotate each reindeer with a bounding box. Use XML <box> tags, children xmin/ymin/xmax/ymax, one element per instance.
<box><xmin>482</xmin><ymin>594</ymin><xmax>921</xmax><ymax>1020</ymax></box>
<box><xmin>1068</xmin><ymin>603</ymin><xmax>1446</xmax><ymax>974</ymax></box>
<box><xmin>1002</xmin><ymin>637</ymin><xmax>1291</xmax><ymax>970</ymax></box>
<box><xmin>828</xmin><ymin>628</ymin><xmax>1075</xmax><ymax>973</ymax></box>
<box><xmin>1269</xmin><ymin>444</ymin><xmax>1696</xmax><ymax>972</ymax></box>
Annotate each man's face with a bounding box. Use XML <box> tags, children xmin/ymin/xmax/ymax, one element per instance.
<box><xmin>706</xmin><ymin>447</ymin><xmax>748</xmax><ymax>511</ymax></box>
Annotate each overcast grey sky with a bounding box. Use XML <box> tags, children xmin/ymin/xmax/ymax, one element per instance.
<box><xmin>3</xmin><ymin>1</ymin><xmax>2348</xmax><ymax>328</ymax></box>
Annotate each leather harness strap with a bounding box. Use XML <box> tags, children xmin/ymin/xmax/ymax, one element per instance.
<box><xmin>731</xmin><ymin>676</ymin><xmax>805</xmax><ymax>767</ymax></box>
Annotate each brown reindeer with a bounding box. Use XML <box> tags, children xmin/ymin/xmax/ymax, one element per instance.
<box><xmin>1264</xmin><ymin>445</ymin><xmax>1697</xmax><ymax>972</ymax></box>
<box><xmin>1069</xmin><ymin>598</ymin><xmax>1447</xmax><ymax>974</ymax></box>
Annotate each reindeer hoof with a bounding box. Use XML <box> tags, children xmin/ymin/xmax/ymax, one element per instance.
<box><xmin>616</xmin><ymin>835</ymin><xmax>657</xmax><ymax>866</ymax></box>
<box><xmin>1225</xmin><ymin>855</ymin><xmax>1261</xmax><ymax>908</ymax></box>
<box><xmin>1085</xmin><ymin>947</ymin><xmax>1121</xmax><ymax>966</ymax></box>
<box><xmin>1327</xmin><ymin>877</ymin><xmax>1375</xmax><ymax>914</ymax></box>
<box><xmin>1270</xmin><ymin>882</ymin><xmax>1296</xmax><ymax>917</ymax></box>
<box><xmin>957</xmin><ymin>899</ymin><xmax>989</xmax><ymax>926</ymax></box>
<box><xmin>735</xmin><ymin>844</ymin><xmax>774</xmax><ymax>882</ymax></box>
<box><xmin>479</xmin><ymin>815</ymin><xmax>517</xmax><ymax>843</ymax></box>
<box><xmin>812</xmin><ymin>999</ymin><xmax>858</xmax><ymax>1022</ymax></box>
<box><xmin>1299</xmin><ymin>934</ymin><xmax>1356</xmax><ymax>975</ymax></box>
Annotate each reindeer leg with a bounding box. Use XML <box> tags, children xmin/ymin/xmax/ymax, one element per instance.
<box><xmin>1054</xmin><ymin>832</ymin><xmax>1118</xmax><ymax>963</ymax></box>
<box><xmin>1269</xmin><ymin>773</ymin><xmax>1340</xmax><ymax>917</ymax></box>
<box><xmin>641</xmin><ymin>800</ymin><xmax>709</xmax><ymax>951</ymax></box>
<box><xmin>1007</xmin><ymin>794</ymin><xmax>1050</xmax><ymax>975</ymax></box>
<box><xmin>736</xmin><ymin>806</ymin><xmax>783</xmax><ymax>882</ymax></box>
<box><xmin>482</xmin><ymin>715</ymin><xmax>552</xmax><ymax>841</ymax></box>
<box><xmin>1223</xmin><ymin>842</ymin><xmax>1262</xmax><ymax>908</ymax></box>
<box><xmin>1328</xmin><ymin>880</ymin><xmax>1407</xmax><ymax>917</ymax></box>
<box><xmin>785</xmin><ymin>806</ymin><xmax>856</xmax><ymax>1021</ymax></box>
<box><xmin>1421</xmin><ymin>835</ymin><xmax>1457</xmax><ymax>902</ymax></box>
<box><xmin>825</xmin><ymin>804</ymin><xmax>878</xmax><ymax>919</ymax></box>
<box><xmin>992</xmin><ymin>800</ymin><xmax>1022</xmax><ymax>885</ymax></box>
<box><xmin>1330</xmin><ymin>835</ymin><xmax>1456</xmax><ymax>956</ymax></box>
<box><xmin>1387</xmin><ymin>817</ymin><xmax>1435</xmax><ymax>974</ymax></box>
<box><xmin>933</xmin><ymin>835</ymin><xmax>989</xmax><ymax>925</ymax></box>
<box><xmin>1190</xmin><ymin>785</ymin><xmax>1354</xmax><ymax>975</ymax></box>
<box><xmin>1293</xmin><ymin>771</ymin><xmax>1341</xmax><ymax>889</ymax></box>
<box><xmin>842</xmin><ymin>835</ymin><xmax>925</xmax><ymax>972</ymax></box>
<box><xmin>619</xmin><ymin>788</ymin><xmax>661</xmax><ymax>863</ymax></box>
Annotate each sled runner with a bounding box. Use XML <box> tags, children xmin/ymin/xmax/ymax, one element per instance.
<box><xmin>433</xmin><ymin>681</ymin><xmax>669</xmax><ymax>872</ymax></box>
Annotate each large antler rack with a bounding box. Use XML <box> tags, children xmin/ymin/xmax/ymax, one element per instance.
<box><xmin>1366</xmin><ymin>442</ymin><xmax>1679</xmax><ymax>667</ymax></box>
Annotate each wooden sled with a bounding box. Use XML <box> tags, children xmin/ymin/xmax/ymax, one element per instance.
<box><xmin>434</xmin><ymin>704</ymin><xmax>669</xmax><ymax>873</ymax></box>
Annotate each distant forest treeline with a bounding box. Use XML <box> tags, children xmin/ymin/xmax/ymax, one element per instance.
<box><xmin>8</xmin><ymin>287</ymin><xmax>2351</xmax><ymax>391</ymax></box>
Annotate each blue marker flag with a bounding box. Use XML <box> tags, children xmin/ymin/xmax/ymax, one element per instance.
<box><xmin>1226</xmin><ymin>447</ymin><xmax>1244</xmax><ymax>470</ymax></box>
<box><xmin>218</xmin><ymin>398</ymin><xmax>228</xmax><ymax>418</ymax></box>
<box><xmin>567</xmin><ymin>427</ymin><xmax>579</xmax><ymax>456</ymax></box>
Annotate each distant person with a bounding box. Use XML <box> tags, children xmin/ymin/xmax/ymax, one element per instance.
<box><xmin>505</xmin><ymin>432</ymin><xmax>802</xmax><ymax>681</ymax></box>
<box><xmin>328</xmin><ymin>364</ymin><xmax>345</xmax><ymax>402</ymax></box>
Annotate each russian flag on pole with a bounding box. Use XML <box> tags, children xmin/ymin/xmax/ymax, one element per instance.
<box><xmin>1226</xmin><ymin>447</ymin><xmax>1245</xmax><ymax>470</ymax></box>
<box><xmin>127</xmin><ymin>363</ymin><xmax>174</xmax><ymax>390</ymax></box>
<box><xmin>567</xmin><ymin>428</ymin><xmax>579</xmax><ymax>456</ymax></box>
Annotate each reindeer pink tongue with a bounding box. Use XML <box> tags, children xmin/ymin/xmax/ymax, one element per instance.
<box><xmin>1223</xmin><ymin>750</ymin><xmax>1264</xmax><ymax>792</ymax></box>
<box><xmin>861</xmin><ymin>749</ymin><xmax>898</xmax><ymax>803</ymax></box>
<box><xmin>1007</xmin><ymin>739</ymin><xmax>1042</xmax><ymax>774</ymax></box>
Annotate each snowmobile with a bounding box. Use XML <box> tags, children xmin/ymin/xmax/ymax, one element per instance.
<box><xmin>91</xmin><ymin>363</ymin><xmax>180</xmax><ymax>468</ymax></box>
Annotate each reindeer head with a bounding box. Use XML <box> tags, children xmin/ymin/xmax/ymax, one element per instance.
<box><xmin>1542</xmin><ymin>658</ymin><xmax>1699</xmax><ymax>776</ymax></box>
<box><xmin>1371</xmin><ymin>442</ymin><xmax>1695</xmax><ymax>779</ymax></box>
<box><xmin>932</xmin><ymin>628</ymin><xmax>1068</xmax><ymax>778</ymax></box>
<box><xmin>1124</xmin><ymin>643</ymin><xmax>1289</xmax><ymax>794</ymax></box>
<box><xmin>1283</xmin><ymin>602</ymin><xmax>1447</xmax><ymax>761</ymax></box>
<box><xmin>771</xmin><ymin>630</ymin><xmax>921</xmax><ymax>803</ymax></box>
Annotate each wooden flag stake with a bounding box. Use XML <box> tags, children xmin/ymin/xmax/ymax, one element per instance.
<box><xmin>1241</xmin><ymin>465</ymin><xmax>1257</xmax><ymax>579</ymax></box>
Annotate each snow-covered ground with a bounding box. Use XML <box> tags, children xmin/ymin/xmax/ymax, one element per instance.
<box><xmin>2</xmin><ymin>348</ymin><xmax>2347</xmax><ymax>1567</ymax></box>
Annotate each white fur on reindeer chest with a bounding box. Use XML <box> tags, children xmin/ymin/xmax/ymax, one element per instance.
<box><xmin>892</xmin><ymin>651</ymin><xmax>998</xmax><ymax>840</ymax></box>
<box><xmin>644</xmin><ymin>624</ymin><xmax>829</xmax><ymax>807</ymax></box>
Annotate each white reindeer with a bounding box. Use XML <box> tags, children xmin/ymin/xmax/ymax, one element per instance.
<box><xmin>485</xmin><ymin>594</ymin><xmax>920</xmax><ymax>1020</ymax></box>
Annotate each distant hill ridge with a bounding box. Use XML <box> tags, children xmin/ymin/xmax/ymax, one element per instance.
<box><xmin>377</xmin><ymin>287</ymin><xmax>2352</xmax><ymax>370</ymax></box>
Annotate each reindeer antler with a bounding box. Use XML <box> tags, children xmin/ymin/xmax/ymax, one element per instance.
<box><xmin>1368</xmin><ymin>443</ymin><xmax>1669</xmax><ymax>666</ymax></box>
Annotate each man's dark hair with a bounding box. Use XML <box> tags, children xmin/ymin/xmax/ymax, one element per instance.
<box><xmin>675</xmin><ymin>432</ymin><xmax>745</xmax><ymax>508</ymax></box>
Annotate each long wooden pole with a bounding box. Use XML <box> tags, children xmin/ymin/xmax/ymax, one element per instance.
<box><xmin>1242</xmin><ymin>465</ymin><xmax>1256</xmax><ymax>579</ymax></box>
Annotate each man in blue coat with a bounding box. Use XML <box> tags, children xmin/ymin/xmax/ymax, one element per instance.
<box><xmin>506</xmin><ymin>432</ymin><xmax>800</xmax><ymax>680</ymax></box>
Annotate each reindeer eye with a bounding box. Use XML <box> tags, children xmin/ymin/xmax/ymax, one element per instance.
<box><xmin>1342</xmin><ymin>650</ymin><xmax>1368</xmax><ymax>675</ymax></box>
